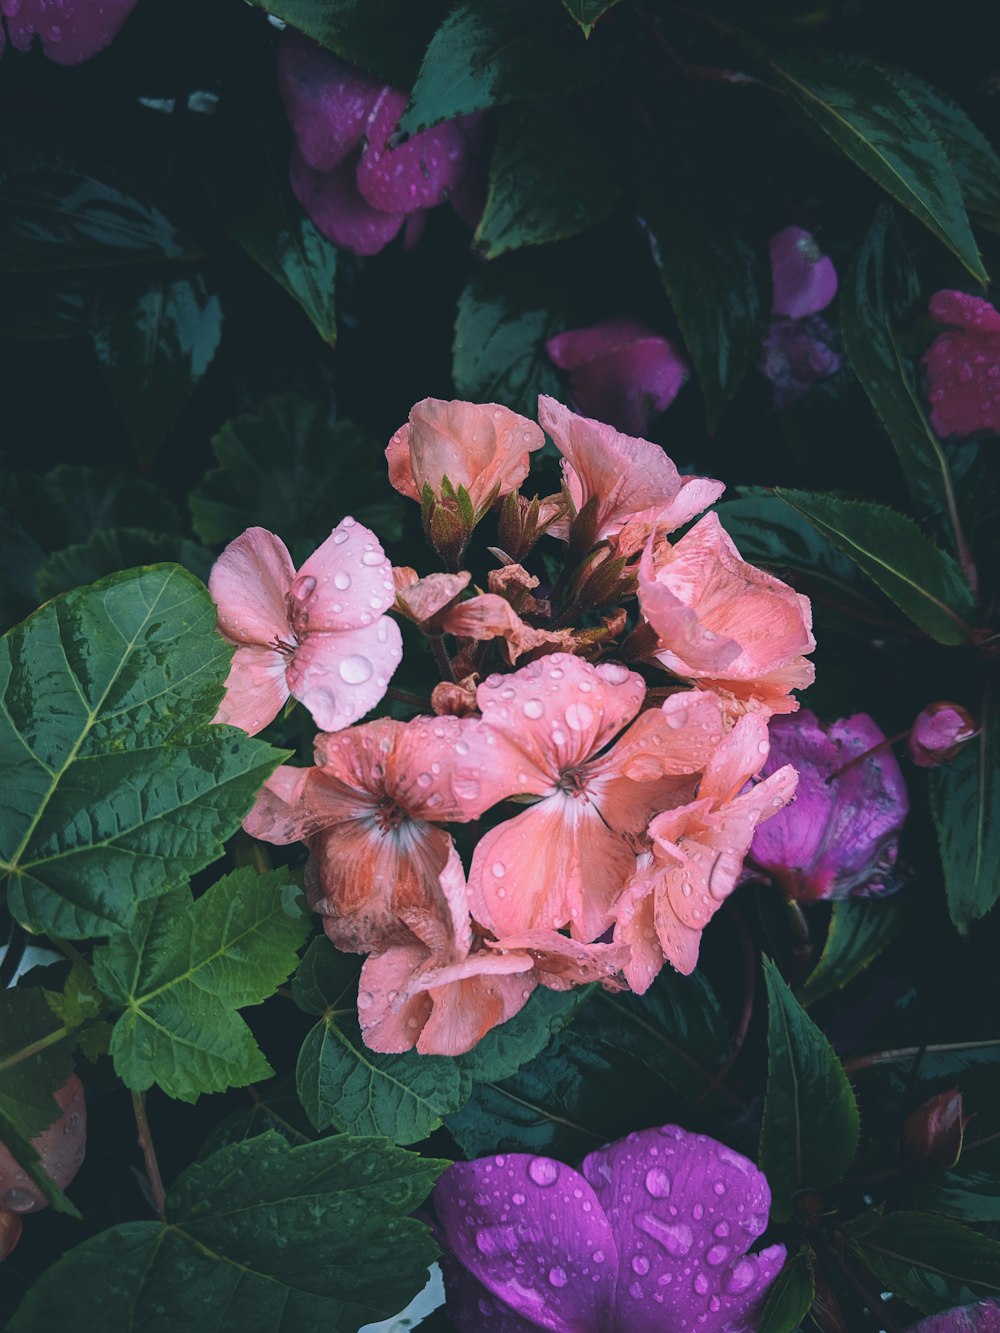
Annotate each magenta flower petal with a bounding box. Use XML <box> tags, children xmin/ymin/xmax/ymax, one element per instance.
<box><xmin>581</xmin><ymin>1125</ymin><xmax>785</xmax><ymax>1333</ymax></box>
<box><xmin>438</xmin><ymin>1250</ymin><xmax>547</xmax><ymax>1333</ymax></box>
<box><xmin>749</xmin><ymin>710</ymin><xmax>909</xmax><ymax>901</ymax></box>
<box><xmin>908</xmin><ymin>701</ymin><xmax>978</xmax><ymax>768</ymax></box>
<box><xmin>769</xmin><ymin>226</ymin><xmax>838</xmax><ymax>319</ymax></box>
<box><xmin>289</xmin><ymin>145</ymin><xmax>405</xmax><ymax>256</ymax></box>
<box><xmin>929</xmin><ymin>290</ymin><xmax>1000</xmax><ymax>334</ymax></box>
<box><xmin>433</xmin><ymin>1155</ymin><xmax>619</xmax><ymax>1333</ymax></box>
<box><xmin>910</xmin><ymin>1304</ymin><xmax>1000</xmax><ymax>1332</ymax></box>
<box><xmin>759</xmin><ymin>315</ymin><xmax>842</xmax><ymax>408</ymax></box>
<box><xmin>277</xmin><ymin>30</ymin><xmax>383</xmax><ymax>172</ymax></box>
<box><xmin>356</xmin><ymin>87</ymin><xmax>471</xmax><ymax>214</ymax></box>
<box><xmin>4</xmin><ymin>0</ymin><xmax>137</xmax><ymax>64</ymax></box>
<box><xmin>922</xmin><ymin>290</ymin><xmax>1000</xmax><ymax>439</ymax></box>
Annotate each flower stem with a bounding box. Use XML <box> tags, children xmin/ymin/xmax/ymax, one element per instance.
<box><xmin>844</xmin><ymin>1038</ymin><xmax>1000</xmax><ymax>1077</ymax></box>
<box><xmin>132</xmin><ymin>1090</ymin><xmax>167</xmax><ymax>1223</ymax></box>
<box><xmin>825</xmin><ymin>731</ymin><xmax>909</xmax><ymax>784</ymax></box>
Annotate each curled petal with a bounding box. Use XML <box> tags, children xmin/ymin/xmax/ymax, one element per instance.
<box><xmin>488</xmin><ymin>931</ymin><xmax>629</xmax><ymax>991</ymax></box>
<box><xmin>209</xmin><ymin>526</ymin><xmax>295</xmax><ymax>647</ymax></box>
<box><xmin>395</xmin><ymin>571</ymin><xmax>471</xmax><ymax>625</ymax></box>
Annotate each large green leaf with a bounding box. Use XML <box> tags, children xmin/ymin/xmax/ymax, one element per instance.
<box><xmin>756</xmin><ymin>48</ymin><xmax>986</xmax><ymax>283</ymax></box>
<box><xmin>775</xmin><ymin>490</ymin><xmax>975</xmax><ymax>645</ymax></box>
<box><xmin>561</xmin><ymin>0</ymin><xmax>623</xmax><ymax>36</ymax></box>
<box><xmin>841</xmin><ymin>207</ymin><xmax>968</xmax><ymax>548</ymax></box>
<box><xmin>91</xmin><ymin>270</ymin><xmax>223</xmax><ymax>465</ymax></box>
<box><xmin>0</xmin><ymin>565</ymin><xmax>282</xmax><ymax>940</ymax></box>
<box><xmin>245</xmin><ymin>0</ymin><xmax>440</xmax><ymax>85</ymax></box>
<box><xmin>189</xmin><ymin>394</ymin><xmax>404</xmax><ymax>554</ymax></box>
<box><xmin>37</xmin><ymin>529</ymin><xmax>212</xmax><ymax>602</ymax></box>
<box><xmin>931</xmin><ymin>687</ymin><xmax>1000</xmax><ymax>930</ymax></box>
<box><xmin>475</xmin><ymin>94</ymin><xmax>621</xmax><ymax>259</ymax></box>
<box><xmin>205</xmin><ymin>91</ymin><xmax>337</xmax><ymax>343</ymax></box>
<box><xmin>758</xmin><ymin>957</ymin><xmax>860</xmax><ymax>1220</ymax></box>
<box><xmin>400</xmin><ymin>0</ymin><xmax>605</xmax><ymax>133</ymax></box>
<box><xmin>452</xmin><ymin>259</ymin><xmax>563</xmax><ymax>418</ymax></box>
<box><xmin>911</xmin><ymin>1142</ymin><xmax>1000</xmax><ymax>1223</ymax></box>
<box><xmin>92</xmin><ymin>870</ymin><xmax>310</xmax><ymax>1102</ymax></box>
<box><xmin>455</xmin><ymin>985</ymin><xmax>589</xmax><ymax>1084</ymax></box>
<box><xmin>293</xmin><ymin>938</ymin><xmax>468</xmax><ymax>1143</ymax></box>
<box><xmin>799</xmin><ymin>898</ymin><xmax>903</xmax><ymax>1008</ymax></box>
<box><xmin>846</xmin><ymin>1210</ymin><xmax>1000</xmax><ymax>1313</ymax></box>
<box><xmin>757</xmin><ymin>1246</ymin><xmax>815</xmax><ymax>1333</ymax></box>
<box><xmin>9</xmin><ymin>1131</ymin><xmax>446</xmax><ymax>1332</ymax></box>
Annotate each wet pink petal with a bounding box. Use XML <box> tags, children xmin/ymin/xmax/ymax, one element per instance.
<box><xmin>488</xmin><ymin>931</ymin><xmax>629</xmax><ymax>991</ymax></box>
<box><xmin>356</xmin><ymin>87</ymin><xmax>471</xmax><ymax>215</ymax></box>
<box><xmin>4</xmin><ymin>0</ymin><xmax>137</xmax><ymax>65</ymax></box>
<box><xmin>929</xmin><ymin>290</ymin><xmax>1000</xmax><ymax>334</ymax></box>
<box><xmin>546</xmin><ymin>319</ymin><xmax>690</xmax><ymax>437</ymax></box>
<box><xmin>769</xmin><ymin>226</ymin><xmax>838</xmax><ymax>319</ymax></box>
<box><xmin>289</xmin><ymin>145</ymin><xmax>405</xmax><ymax>256</ymax></box>
<box><xmin>209</xmin><ymin>526</ymin><xmax>295</xmax><ymax>647</ymax></box>
<box><xmin>0</xmin><ymin>1075</ymin><xmax>86</xmax><ymax>1214</ymax></box>
<box><xmin>538</xmin><ymin>395</ymin><xmax>723</xmax><ymax>544</ymax></box>
<box><xmin>434</xmin><ymin>1155</ymin><xmax>619</xmax><ymax>1333</ymax></box>
<box><xmin>284</xmin><ymin>617</ymin><xmax>402</xmax><ymax>733</ymax></box>
<box><xmin>277</xmin><ymin>30</ymin><xmax>382</xmax><ymax>171</ymax></box>
<box><xmin>922</xmin><ymin>290</ymin><xmax>1000</xmax><ymax>439</ymax></box>
<box><xmin>908</xmin><ymin>701</ymin><xmax>978</xmax><ymax>767</ymax></box>
<box><xmin>748</xmin><ymin>710</ymin><xmax>909</xmax><ymax>901</ymax></box>
<box><xmin>291</xmin><ymin>516</ymin><xmax>397</xmax><ymax>633</ymax></box>
<box><xmin>581</xmin><ymin>1124</ymin><xmax>785</xmax><ymax>1332</ymax></box>
<box><xmin>909</xmin><ymin>1303</ymin><xmax>1000</xmax><ymax>1332</ymax></box>
<box><xmin>212</xmin><ymin>645</ymin><xmax>290</xmax><ymax>735</ymax></box>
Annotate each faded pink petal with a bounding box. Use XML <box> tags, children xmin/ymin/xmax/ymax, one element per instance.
<box><xmin>488</xmin><ymin>931</ymin><xmax>629</xmax><ymax>991</ymax></box>
<box><xmin>387</xmin><ymin>399</ymin><xmax>544</xmax><ymax>510</ymax></box>
<box><xmin>638</xmin><ymin>513</ymin><xmax>815</xmax><ymax>714</ymax></box>
<box><xmin>209</xmin><ymin>526</ymin><xmax>295</xmax><ymax>647</ymax></box>
<box><xmin>546</xmin><ymin>318</ymin><xmax>690</xmax><ymax>436</ymax></box>
<box><xmin>277</xmin><ymin>31</ymin><xmax>382</xmax><ymax>171</ymax></box>
<box><xmin>922</xmin><ymin>290</ymin><xmax>1000</xmax><ymax>439</ymax></box>
<box><xmin>356</xmin><ymin>87</ymin><xmax>471</xmax><ymax>214</ymax></box>
<box><xmin>441</xmin><ymin>594</ymin><xmax>576</xmax><ymax>663</ymax></box>
<box><xmin>4</xmin><ymin>0</ymin><xmax>137</xmax><ymax>64</ymax></box>
<box><xmin>538</xmin><ymin>395</ymin><xmax>723</xmax><ymax>545</ymax></box>
<box><xmin>290</xmin><ymin>145</ymin><xmax>405</xmax><ymax>256</ymax></box>
<box><xmin>769</xmin><ymin>226</ymin><xmax>838</xmax><ymax>319</ymax></box>
<box><xmin>394</xmin><ymin>570</ymin><xmax>471</xmax><ymax>625</ymax></box>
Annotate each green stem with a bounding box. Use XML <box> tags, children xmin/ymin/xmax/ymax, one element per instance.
<box><xmin>0</xmin><ymin>1025</ymin><xmax>71</xmax><ymax>1075</ymax></box>
<box><xmin>844</xmin><ymin>1038</ymin><xmax>1000</xmax><ymax>1077</ymax></box>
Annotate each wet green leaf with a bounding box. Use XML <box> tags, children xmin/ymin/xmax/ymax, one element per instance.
<box><xmin>757</xmin><ymin>1246</ymin><xmax>815</xmax><ymax>1333</ymax></box>
<box><xmin>846</xmin><ymin>1210</ymin><xmax>1000</xmax><ymax>1313</ymax></box>
<box><xmin>37</xmin><ymin>529</ymin><xmax>212</xmax><ymax>602</ymax></box>
<box><xmin>799</xmin><ymin>898</ymin><xmax>903</xmax><ymax>1008</ymax></box>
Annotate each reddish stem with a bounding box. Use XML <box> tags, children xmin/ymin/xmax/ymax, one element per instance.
<box><xmin>132</xmin><ymin>1091</ymin><xmax>167</xmax><ymax>1223</ymax></box>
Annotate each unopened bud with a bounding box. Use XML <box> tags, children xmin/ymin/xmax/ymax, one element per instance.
<box><xmin>908</xmin><ymin>702</ymin><xmax>977</xmax><ymax>768</ymax></box>
<box><xmin>901</xmin><ymin>1087</ymin><xmax>965</xmax><ymax>1172</ymax></box>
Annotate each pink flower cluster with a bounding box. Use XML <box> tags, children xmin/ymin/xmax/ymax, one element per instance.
<box><xmin>213</xmin><ymin>397</ymin><xmax>815</xmax><ymax>1056</ymax></box>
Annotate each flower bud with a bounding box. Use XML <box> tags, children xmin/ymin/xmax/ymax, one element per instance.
<box><xmin>901</xmin><ymin>1087</ymin><xmax>966</xmax><ymax>1172</ymax></box>
<box><xmin>908</xmin><ymin>702</ymin><xmax>977</xmax><ymax>768</ymax></box>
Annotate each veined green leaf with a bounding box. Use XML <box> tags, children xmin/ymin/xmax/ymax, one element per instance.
<box><xmin>846</xmin><ymin>1210</ymin><xmax>1000</xmax><ymax>1313</ymax></box>
<box><xmin>757</xmin><ymin>1246</ymin><xmax>815</xmax><ymax>1333</ymax></box>
<box><xmin>561</xmin><ymin>0</ymin><xmax>623</xmax><ymax>36</ymax></box>
<box><xmin>799</xmin><ymin>898</ymin><xmax>903</xmax><ymax>1008</ymax></box>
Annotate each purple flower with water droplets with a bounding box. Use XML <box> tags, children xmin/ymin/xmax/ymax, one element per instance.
<box><xmin>909</xmin><ymin>1303</ymin><xmax>1000</xmax><ymax>1332</ymax></box>
<box><xmin>758</xmin><ymin>226</ymin><xmax>842</xmax><ymax>408</ymax></box>
<box><xmin>922</xmin><ymin>290</ymin><xmax>1000</xmax><ymax>440</ymax></box>
<box><xmin>433</xmin><ymin>1124</ymin><xmax>785</xmax><ymax>1332</ymax></box>
<box><xmin>0</xmin><ymin>0</ymin><xmax>138</xmax><ymax>65</ymax></box>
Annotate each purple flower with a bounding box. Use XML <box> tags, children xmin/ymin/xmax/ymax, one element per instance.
<box><xmin>545</xmin><ymin>318</ymin><xmax>690</xmax><ymax>436</ymax></box>
<box><xmin>747</xmin><ymin>710</ymin><xmax>909</xmax><ymax>902</ymax></box>
<box><xmin>909</xmin><ymin>1304</ymin><xmax>1000</xmax><ymax>1332</ymax></box>
<box><xmin>433</xmin><ymin>1124</ymin><xmax>785</xmax><ymax>1332</ymax></box>
<box><xmin>0</xmin><ymin>0</ymin><xmax>138</xmax><ymax>64</ymax></box>
<box><xmin>908</xmin><ymin>701</ymin><xmax>978</xmax><ymax>768</ymax></box>
<box><xmin>278</xmin><ymin>29</ymin><xmax>483</xmax><ymax>256</ymax></box>
<box><xmin>921</xmin><ymin>290</ymin><xmax>1000</xmax><ymax>440</ymax></box>
<box><xmin>758</xmin><ymin>226</ymin><xmax>841</xmax><ymax>407</ymax></box>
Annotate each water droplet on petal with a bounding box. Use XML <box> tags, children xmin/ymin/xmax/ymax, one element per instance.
<box><xmin>645</xmin><ymin>1167</ymin><xmax>672</xmax><ymax>1198</ymax></box>
<box><xmin>528</xmin><ymin>1157</ymin><xmax>559</xmax><ymax>1187</ymax></box>
<box><xmin>548</xmin><ymin>1266</ymin><xmax>567</xmax><ymax>1288</ymax></box>
<box><xmin>637</xmin><ymin>1213</ymin><xmax>692</xmax><ymax>1256</ymax></box>
<box><xmin>523</xmin><ymin>699</ymin><xmax>544</xmax><ymax>719</ymax></box>
<box><xmin>706</xmin><ymin>1243</ymin><xmax>729</xmax><ymax>1266</ymax></box>
<box><xmin>340</xmin><ymin>654</ymin><xmax>373</xmax><ymax>684</ymax></box>
<box><xmin>333</xmin><ymin>571</ymin><xmax>352</xmax><ymax>590</ymax></box>
<box><xmin>491</xmin><ymin>861</ymin><xmax>506</xmax><ymax>878</ymax></box>
<box><xmin>632</xmin><ymin>1255</ymin><xmax>650</xmax><ymax>1275</ymax></box>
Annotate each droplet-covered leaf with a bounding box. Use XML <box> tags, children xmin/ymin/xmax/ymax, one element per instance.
<box><xmin>92</xmin><ymin>869</ymin><xmax>310</xmax><ymax>1102</ymax></box>
<box><xmin>0</xmin><ymin>565</ymin><xmax>283</xmax><ymax>940</ymax></box>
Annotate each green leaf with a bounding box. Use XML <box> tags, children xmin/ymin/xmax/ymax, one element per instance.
<box><xmin>293</xmin><ymin>938</ymin><xmax>468</xmax><ymax>1143</ymax></box>
<box><xmin>91</xmin><ymin>270</ymin><xmax>223</xmax><ymax>465</ymax></box>
<box><xmin>0</xmin><ymin>159</ymin><xmax>192</xmax><ymax>273</ymax></box>
<box><xmin>774</xmin><ymin>489</ymin><xmax>975</xmax><ymax>644</ymax></box>
<box><xmin>205</xmin><ymin>90</ymin><xmax>337</xmax><ymax>343</ymax></box>
<box><xmin>841</xmin><ymin>206</ymin><xmax>967</xmax><ymax>541</ymax></box>
<box><xmin>189</xmin><ymin>394</ymin><xmax>405</xmax><ymax>553</ymax></box>
<box><xmin>453</xmin><ymin>258</ymin><xmax>563</xmax><ymax>417</ymax></box>
<box><xmin>9</xmin><ymin>1131</ymin><xmax>446</xmax><ymax>1332</ymax></box>
<box><xmin>37</xmin><ymin>529</ymin><xmax>213</xmax><ymax>602</ymax></box>
<box><xmin>475</xmin><ymin>94</ymin><xmax>621</xmax><ymax>259</ymax></box>
<box><xmin>639</xmin><ymin>155</ymin><xmax>768</xmax><ymax>429</ymax></box>
<box><xmin>758</xmin><ymin>957</ymin><xmax>860</xmax><ymax>1220</ymax></box>
<box><xmin>930</xmin><ymin>687</ymin><xmax>1000</xmax><ymax>930</ymax></box>
<box><xmin>757</xmin><ymin>1246</ymin><xmax>815</xmax><ymax>1333</ymax></box>
<box><xmin>92</xmin><ymin>870</ymin><xmax>309</xmax><ymax>1102</ymax></box>
<box><xmin>561</xmin><ymin>0</ymin><xmax>623</xmax><ymax>36</ymax></box>
<box><xmin>0</xmin><ymin>565</ymin><xmax>283</xmax><ymax>940</ymax></box>
<box><xmin>44</xmin><ymin>961</ymin><xmax>107</xmax><ymax>1031</ymax></box>
<box><xmin>455</xmin><ymin>986</ymin><xmax>590</xmax><ymax>1084</ymax></box>
<box><xmin>911</xmin><ymin>1142</ymin><xmax>1000</xmax><ymax>1222</ymax></box>
<box><xmin>798</xmin><ymin>898</ymin><xmax>903</xmax><ymax>1008</ymax></box>
<box><xmin>400</xmin><ymin>0</ymin><xmax>605</xmax><ymax>134</ymax></box>
<box><xmin>245</xmin><ymin>0</ymin><xmax>439</xmax><ymax>85</ymax></box>
<box><xmin>0</xmin><ymin>990</ymin><xmax>78</xmax><ymax>1215</ymax></box>
<box><xmin>846</xmin><ymin>1210</ymin><xmax>1000</xmax><ymax>1313</ymax></box>
<box><xmin>756</xmin><ymin>48</ymin><xmax>986</xmax><ymax>283</ymax></box>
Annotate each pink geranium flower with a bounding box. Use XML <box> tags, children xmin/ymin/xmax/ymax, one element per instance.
<box><xmin>243</xmin><ymin>715</ymin><xmax>494</xmax><ymax>954</ymax></box>
<box><xmin>922</xmin><ymin>290</ymin><xmax>1000</xmax><ymax>439</ymax></box>
<box><xmin>385</xmin><ymin>398</ymin><xmax>544</xmax><ymax>511</ymax></box>
<box><xmin>637</xmin><ymin>511</ymin><xmax>815</xmax><ymax>716</ymax></box>
<box><xmin>465</xmin><ymin>655</ymin><xmax>727</xmax><ymax>942</ymax></box>
<box><xmin>209</xmin><ymin>521</ymin><xmax>402</xmax><ymax>736</ymax></box>
<box><xmin>539</xmin><ymin>395</ymin><xmax>724</xmax><ymax>549</ymax></box>
<box><xmin>1</xmin><ymin>0</ymin><xmax>137</xmax><ymax>64</ymax></box>
<box><xmin>613</xmin><ymin>714</ymin><xmax>798</xmax><ymax>986</ymax></box>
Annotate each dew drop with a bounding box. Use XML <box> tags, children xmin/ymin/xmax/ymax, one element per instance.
<box><xmin>637</xmin><ymin>1214</ymin><xmax>692</xmax><ymax>1256</ymax></box>
<box><xmin>491</xmin><ymin>861</ymin><xmax>506</xmax><ymax>878</ymax></box>
<box><xmin>523</xmin><ymin>699</ymin><xmax>544</xmax><ymax>719</ymax></box>
<box><xmin>565</xmin><ymin>702</ymin><xmax>594</xmax><ymax>732</ymax></box>
<box><xmin>3</xmin><ymin>1188</ymin><xmax>36</xmax><ymax>1213</ymax></box>
<box><xmin>361</xmin><ymin>550</ymin><xmax>384</xmax><ymax>566</ymax></box>
<box><xmin>334</xmin><ymin>571</ymin><xmax>352</xmax><ymax>590</ymax></box>
<box><xmin>528</xmin><ymin>1157</ymin><xmax>559</xmax><ymax>1187</ymax></box>
<box><xmin>723</xmin><ymin>1259</ymin><xmax>756</xmax><ymax>1295</ymax></box>
<box><xmin>548</xmin><ymin>1266</ymin><xmax>567</xmax><ymax>1288</ymax></box>
<box><xmin>694</xmin><ymin>1272</ymin><xmax>710</xmax><ymax>1296</ymax></box>
<box><xmin>340</xmin><ymin>654</ymin><xmax>373</xmax><ymax>684</ymax></box>
<box><xmin>333</xmin><ymin>528</ymin><xmax>350</xmax><ymax>545</ymax></box>
<box><xmin>706</xmin><ymin>1243</ymin><xmax>729</xmax><ymax>1266</ymax></box>
<box><xmin>632</xmin><ymin>1255</ymin><xmax>650</xmax><ymax>1276</ymax></box>
<box><xmin>644</xmin><ymin>1167</ymin><xmax>672</xmax><ymax>1198</ymax></box>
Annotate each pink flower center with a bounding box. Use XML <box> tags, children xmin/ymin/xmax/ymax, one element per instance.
<box><xmin>271</xmin><ymin>635</ymin><xmax>298</xmax><ymax>656</ymax></box>
<box><xmin>374</xmin><ymin>798</ymin><xmax>411</xmax><ymax>834</ymax></box>
<box><xmin>556</xmin><ymin>768</ymin><xmax>591</xmax><ymax>800</ymax></box>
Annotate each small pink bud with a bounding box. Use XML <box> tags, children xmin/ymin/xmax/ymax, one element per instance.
<box><xmin>909</xmin><ymin>702</ymin><xmax>978</xmax><ymax>767</ymax></box>
<box><xmin>901</xmin><ymin>1087</ymin><xmax>966</xmax><ymax>1172</ymax></box>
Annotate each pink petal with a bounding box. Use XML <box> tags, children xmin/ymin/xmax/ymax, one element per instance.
<box><xmin>358</xmin><ymin>944</ymin><xmax>432</xmax><ymax>1052</ymax></box>
<box><xmin>922</xmin><ymin>317</ymin><xmax>1000</xmax><ymax>439</ymax></box>
<box><xmin>285</xmin><ymin>616</ymin><xmax>403</xmax><ymax>733</ymax></box>
<box><xmin>5</xmin><ymin>0</ymin><xmax>137</xmax><ymax>64</ymax></box>
<box><xmin>212</xmin><ymin>644</ymin><xmax>290</xmax><ymax>736</ymax></box>
<box><xmin>243</xmin><ymin>762</ymin><xmax>372</xmax><ymax>846</ymax></box>
<box><xmin>356</xmin><ymin>87</ymin><xmax>471</xmax><ymax>214</ymax></box>
<box><xmin>581</xmin><ymin>1124</ymin><xmax>785</xmax><ymax>1332</ymax></box>
<box><xmin>417</xmin><ymin>964</ymin><xmax>535</xmax><ymax>1056</ymax></box>
<box><xmin>488</xmin><ymin>931</ymin><xmax>629</xmax><ymax>991</ymax></box>
<box><xmin>395</xmin><ymin>570</ymin><xmax>471</xmax><ymax>624</ymax></box>
<box><xmin>434</xmin><ymin>1156</ymin><xmax>618</xmax><ymax>1333</ymax></box>
<box><xmin>289</xmin><ymin>145</ymin><xmax>405</xmax><ymax>257</ymax></box>
<box><xmin>769</xmin><ymin>226</ymin><xmax>838</xmax><ymax>319</ymax></box>
<box><xmin>277</xmin><ymin>30</ymin><xmax>383</xmax><ymax>171</ymax></box>
<box><xmin>929</xmin><ymin>290</ymin><xmax>1000</xmax><ymax>334</ymax></box>
<box><xmin>612</xmin><ymin>863</ymin><xmax>666</xmax><ymax>994</ymax></box>
<box><xmin>209</xmin><ymin>526</ymin><xmax>295</xmax><ymax>647</ymax></box>
<box><xmin>290</xmin><ymin>516</ymin><xmax>397</xmax><ymax>633</ymax></box>
<box><xmin>385</xmin><ymin>423</ymin><xmax>420</xmax><ymax>501</ymax></box>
